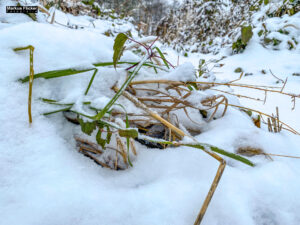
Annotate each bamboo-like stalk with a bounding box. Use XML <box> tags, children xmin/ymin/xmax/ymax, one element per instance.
<box><xmin>194</xmin><ymin>156</ymin><xmax>226</xmax><ymax>225</ymax></box>
<box><xmin>14</xmin><ymin>45</ymin><xmax>35</xmax><ymax>124</ymax></box>
<box><xmin>28</xmin><ymin>46</ymin><xmax>34</xmax><ymax>123</ymax></box>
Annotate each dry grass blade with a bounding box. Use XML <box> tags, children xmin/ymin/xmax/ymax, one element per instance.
<box><xmin>78</xmin><ymin>146</ymin><xmax>110</xmax><ymax>168</ymax></box>
<box><xmin>267</xmin><ymin>153</ymin><xmax>300</xmax><ymax>159</ymax></box>
<box><xmin>130</xmin><ymin>139</ymin><xmax>137</xmax><ymax>155</ymax></box>
<box><xmin>38</xmin><ymin>5</ymin><xmax>50</xmax><ymax>16</ymax></box>
<box><xmin>267</xmin><ymin>107</ymin><xmax>282</xmax><ymax>133</ymax></box>
<box><xmin>210</xmin><ymin>88</ymin><xmax>263</xmax><ymax>102</ymax></box>
<box><xmin>280</xmin><ymin>78</ymin><xmax>288</xmax><ymax>93</ymax></box>
<box><xmin>113</xmin><ymin>86</ymin><xmax>186</xmax><ymax>138</ymax></box>
<box><xmin>117</xmin><ymin>136</ymin><xmax>128</xmax><ymax>165</ymax></box>
<box><xmin>269</xmin><ymin>69</ymin><xmax>284</xmax><ymax>83</ymax></box>
<box><xmin>224</xmin><ymin>103</ymin><xmax>298</xmax><ymax>135</ymax></box>
<box><xmin>163</xmin><ymin>92</ymin><xmax>191</xmax><ymax>114</ymax></box>
<box><xmin>227</xmin><ymin>72</ymin><xmax>244</xmax><ymax>83</ymax></box>
<box><xmin>201</xmin><ymin>95</ymin><xmax>228</xmax><ymax>121</ymax></box>
<box><xmin>189</xmin><ymin>81</ymin><xmax>299</xmax><ymax>99</ymax></box>
<box><xmin>183</xmin><ymin>107</ymin><xmax>204</xmax><ymax>127</ymax></box>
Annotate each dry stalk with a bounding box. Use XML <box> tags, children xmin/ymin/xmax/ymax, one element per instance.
<box><xmin>280</xmin><ymin>78</ymin><xmax>288</xmax><ymax>93</ymax></box>
<box><xmin>189</xmin><ymin>81</ymin><xmax>299</xmax><ymax>99</ymax></box>
<box><xmin>50</xmin><ymin>10</ymin><xmax>56</xmax><ymax>24</ymax></box>
<box><xmin>267</xmin><ymin>107</ymin><xmax>282</xmax><ymax>133</ymax></box>
<box><xmin>267</xmin><ymin>153</ymin><xmax>300</xmax><ymax>159</ymax></box>
<box><xmin>163</xmin><ymin>92</ymin><xmax>191</xmax><ymax>114</ymax></box>
<box><xmin>210</xmin><ymin>88</ymin><xmax>263</xmax><ymax>102</ymax></box>
<box><xmin>269</xmin><ymin>69</ymin><xmax>285</xmax><ymax>83</ymax></box>
<box><xmin>228</xmin><ymin>72</ymin><xmax>244</xmax><ymax>83</ymax></box>
<box><xmin>292</xmin><ymin>96</ymin><xmax>296</xmax><ymax>110</ymax></box>
<box><xmin>78</xmin><ymin>147</ymin><xmax>110</xmax><ymax>168</ymax></box>
<box><xmin>201</xmin><ymin>95</ymin><xmax>228</xmax><ymax>121</ymax></box>
<box><xmin>130</xmin><ymin>139</ymin><xmax>137</xmax><ymax>155</ymax></box>
<box><xmin>14</xmin><ymin>46</ymin><xmax>35</xmax><ymax>124</ymax></box>
<box><xmin>224</xmin><ymin>103</ymin><xmax>299</xmax><ymax>135</ymax></box>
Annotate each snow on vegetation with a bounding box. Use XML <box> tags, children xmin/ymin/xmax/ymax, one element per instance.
<box><xmin>1</xmin><ymin>1</ymin><xmax>300</xmax><ymax>225</ymax></box>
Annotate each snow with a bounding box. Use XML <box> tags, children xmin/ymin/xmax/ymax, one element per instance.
<box><xmin>1</xmin><ymin>2</ymin><xmax>300</xmax><ymax>225</ymax></box>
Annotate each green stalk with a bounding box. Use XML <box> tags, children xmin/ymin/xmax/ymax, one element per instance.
<box><xmin>93</xmin><ymin>54</ymin><xmax>149</xmax><ymax>121</ymax></box>
<box><xmin>84</xmin><ymin>68</ymin><xmax>98</xmax><ymax>95</ymax></box>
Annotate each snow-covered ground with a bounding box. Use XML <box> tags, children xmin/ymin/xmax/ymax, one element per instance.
<box><xmin>1</xmin><ymin>2</ymin><xmax>300</xmax><ymax>225</ymax></box>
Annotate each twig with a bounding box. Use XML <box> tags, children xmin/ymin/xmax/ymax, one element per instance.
<box><xmin>269</xmin><ymin>69</ymin><xmax>284</xmax><ymax>83</ymax></box>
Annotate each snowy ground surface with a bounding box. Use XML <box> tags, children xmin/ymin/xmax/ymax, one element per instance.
<box><xmin>1</xmin><ymin>3</ymin><xmax>300</xmax><ymax>225</ymax></box>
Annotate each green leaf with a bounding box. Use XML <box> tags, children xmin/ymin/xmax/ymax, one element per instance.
<box><xmin>118</xmin><ymin>129</ymin><xmax>138</xmax><ymax>139</ymax></box>
<box><xmin>79</xmin><ymin>118</ymin><xmax>97</xmax><ymax>136</ymax></box>
<box><xmin>242</xmin><ymin>109</ymin><xmax>252</xmax><ymax>117</ymax></box>
<box><xmin>234</xmin><ymin>67</ymin><xmax>243</xmax><ymax>73</ymax></box>
<box><xmin>241</xmin><ymin>26</ymin><xmax>253</xmax><ymax>44</ymax></box>
<box><xmin>106</xmin><ymin>126</ymin><xmax>112</xmax><ymax>144</ymax></box>
<box><xmin>96</xmin><ymin>128</ymin><xmax>106</xmax><ymax>149</ymax></box>
<box><xmin>113</xmin><ymin>33</ymin><xmax>128</xmax><ymax>69</ymax></box>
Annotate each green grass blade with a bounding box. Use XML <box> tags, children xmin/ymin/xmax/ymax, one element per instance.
<box><xmin>20</xmin><ymin>61</ymin><xmax>169</xmax><ymax>83</ymax></box>
<box><xmin>154</xmin><ymin>47</ymin><xmax>170</xmax><ymax>69</ymax></box>
<box><xmin>84</xmin><ymin>68</ymin><xmax>98</xmax><ymax>95</ymax></box>
<box><xmin>184</xmin><ymin>144</ymin><xmax>255</xmax><ymax>167</ymax></box>
<box><xmin>20</xmin><ymin>68</ymin><xmax>94</xmax><ymax>83</ymax></box>
<box><xmin>137</xmin><ymin>135</ymin><xmax>254</xmax><ymax>167</ymax></box>
<box><xmin>43</xmin><ymin>106</ymin><xmax>71</xmax><ymax>115</ymax></box>
<box><xmin>41</xmin><ymin>98</ymin><xmax>91</xmax><ymax>106</ymax></box>
<box><xmin>41</xmin><ymin>98</ymin><xmax>73</xmax><ymax>106</ymax></box>
<box><xmin>94</xmin><ymin>54</ymin><xmax>149</xmax><ymax>121</ymax></box>
<box><xmin>94</xmin><ymin>61</ymin><xmax>168</xmax><ymax>71</ymax></box>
